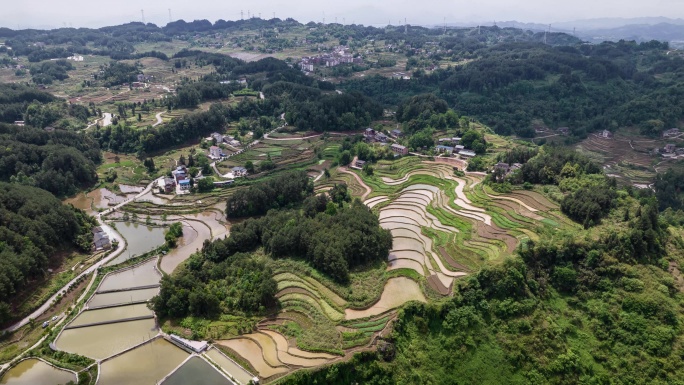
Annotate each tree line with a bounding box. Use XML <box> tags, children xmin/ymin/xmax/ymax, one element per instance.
<box><xmin>226</xmin><ymin>171</ymin><xmax>313</xmax><ymax>218</ymax></box>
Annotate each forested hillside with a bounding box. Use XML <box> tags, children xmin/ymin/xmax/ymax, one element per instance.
<box><xmin>0</xmin><ymin>84</ymin><xmax>56</xmax><ymax>124</ymax></box>
<box><xmin>0</xmin><ymin>183</ymin><xmax>96</xmax><ymax>324</ymax></box>
<box><xmin>343</xmin><ymin>40</ymin><xmax>682</xmax><ymax>138</ymax></box>
<box><xmin>0</xmin><ymin>123</ymin><xmax>100</xmax><ymax>196</ymax></box>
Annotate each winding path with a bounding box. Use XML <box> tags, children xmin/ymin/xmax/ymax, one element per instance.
<box><xmin>262</xmin><ymin>132</ymin><xmax>322</xmax><ymax>141</ymax></box>
<box><xmin>152</xmin><ymin>112</ymin><xmax>165</xmax><ymax>127</ymax></box>
<box><xmin>338</xmin><ymin>167</ymin><xmax>372</xmax><ymax>201</ymax></box>
<box><xmin>210</xmin><ymin>123</ymin><xmax>287</xmax><ymax>180</ymax></box>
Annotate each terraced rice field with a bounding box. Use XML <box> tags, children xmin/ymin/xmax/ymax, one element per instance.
<box><xmin>87</xmin><ymin>287</ymin><xmax>159</xmax><ymax>309</ymax></box>
<box><xmin>98</xmin><ymin>338</ymin><xmax>188</xmax><ymax>385</ymax></box>
<box><xmin>345</xmin><ymin>277</ymin><xmax>426</xmax><ymax>320</ymax></box>
<box><xmin>215</xmin><ymin>157</ymin><xmax>570</xmax><ymax>380</ymax></box>
<box><xmin>54</xmin><ymin>318</ymin><xmax>158</xmax><ymax>360</ymax></box>
<box><xmin>160</xmin><ymin>219</ymin><xmax>212</xmax><ymax>274</ymax></box>
<box><xmin>217</xmin><ymin>338</ymin><xmax>289</xmax><ymax>379</ymax></box>
<box><xmin>97</xmin><ymin>258</ymin><xmax>161</xmax><ymax>292</ymax></box>
<box><xmin>205</xmin><ymin>347</ymin><xmax>255</xmax><ymax>385</ymax></box>
<box><xmin>577</xmin><ymin>133</ymin><xmax>661</xmax><ymax>184</ymax></box>
<box><xmin>67</xmin><ymin>303</ymin><xmax>153</xmax><ymax>327</ymax></box>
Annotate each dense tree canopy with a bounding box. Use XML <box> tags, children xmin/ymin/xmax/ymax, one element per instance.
<box><xmin>0</xmin><ymin>84</ymin><xmax>56</xmax><ymax>124</ymax></box>
<box><xmin>0</xmin><ymin>183</ymin><xmax>96</xmax><ymax>323</ymax></box>
<box><xmin>343</xmin><ymin>40</ymin><xmax>683</xmax><ymax>138</ymax></box>
<box><xmin>655</xmin><ymin>166</ymin><xmax>684</xmax><ymax>212</ymax></box>
<box><xmin>0</xmin><ymin>123</ymin><xmax>100</xmax><ymax>196</ymax></box>
<box><xmin>226</xmin><ymin>171</ymin><xmax>313</xmax><ymax>218</ymax></box>
<box><xmin>153</xmin><ymin>194</ymin><xmax>391</xmax><ymax>318</ymax></box>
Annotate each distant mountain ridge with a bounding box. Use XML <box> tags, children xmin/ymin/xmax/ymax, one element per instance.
<box><xmin>442</xmin><ymin>17</ymin><xmax>684</xmax><ymax>46</ymax></box>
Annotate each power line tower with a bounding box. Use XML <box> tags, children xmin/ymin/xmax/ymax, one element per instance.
<box><xmin>443</xmin><ymin>17</ymin><xmax>446</xmax><ymax>34</ymax></box>
<box><xmin>404</xmin><ymin>18</ymin><xmax>407</xmax><ymax>34</ymax></box>
<box><xmin>168</xmin><ymin>9</ymin><xmax>172</xmax><ymax>23</ymax></box>
<box><xmin>241</xmin><ymin>10</ymin><xmax>244</xmax><ymax>20</ymax></box>
<box><xmin>544</xmin><ymin>24</ymin><xmax>551</xmax><ymax>44</ymax></box>
<box><xmin>273</xmin><ymin>12</ymin><xmax>275</xmax><ymax>19</ymax></box>
<box><xmin>545</xmin><ymin>24</ymin><xmax>551</xmax><ymax>44</ymax></box>
<box><xmin>141</xmin><ymin>9</ymin><xmax>145</xmax><ymax>24</ymax></box>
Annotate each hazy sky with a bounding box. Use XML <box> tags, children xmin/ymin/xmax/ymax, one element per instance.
<box><xmin>2</xmin><ymin>0</ymin><xmax>682</xmax><ymax>29</ymax></box>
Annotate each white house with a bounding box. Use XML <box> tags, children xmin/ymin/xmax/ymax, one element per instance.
<box><xmin>232</xmin><ymin>166</ymin><xmax>248</xmax><ymax>177</ymax></box>
<box><xmin>209</xmin><ymin>146</ymin><xmax>222</xmax><ymax>159</ymax></box>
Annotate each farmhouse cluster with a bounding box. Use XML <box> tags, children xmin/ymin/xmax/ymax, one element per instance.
<box><xmin>299</xmin><ymin>46</ymin><xmax>363</xmax><ymax>72</ymax></box>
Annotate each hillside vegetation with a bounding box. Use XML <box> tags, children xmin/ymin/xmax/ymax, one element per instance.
<box><xmin>0</xmin><ymin>183</ymin><xmax>96</xmax><ymax>324</ymax></box>
<box><xmin>281</xmin><ymin>149</ymin><xmax>684</xmax><ymax>385</ymax></box>
<box><xmin>343</xmin><ymin>40</ymin><xmax>680</xmax><ymax>138</ymax></box>
<box><xmin>0</xmin><ymin>123</ymin><xmax>100</xmax><ymax>196</ymax></box>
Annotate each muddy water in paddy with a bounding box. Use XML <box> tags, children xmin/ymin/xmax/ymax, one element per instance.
<box><xmin>64</xmin><ymin>188</ymin><xmax>137</xmax><ymax>214</ymax></box>
<box><xmin>136</xmin><ymin>190</ymin><xmax>172</xmax><ymax>204</ymax></box>
<box><xmin>98</xmin><ymin>258</ymin><xmax>161</xmax><ymax>292</ymax></box>
<box><xmin>98</xmin><ymin>338</ymin><xmax>188</xmax><ymax>385</ymax></box>
<box><xmin>68</xmin><ymin>303</ymin><xmax>153</xmax><ymax>327</ymax></box>
<box><xmin>216</xmin><ymin>338</ymin><xmax>288</xmax><ymax>378</ymax></box>
<box><xmin>160</xmin><ymin>220</ymin><xmax>210</xmax><ymax>274</ymax></box>
<box><xmin>106</xmin><ymin>222</ymin><xmax>166</xmax><ymax>265</ymax></box>
<box><xmin>345</xmin><ymin>277</ymin><xmax>426</xmax><ymax>320</ymax></box>
<box><xmin>205</xmin><ymin>348</ymin><xmax>254</xmax><ymax>385</ymax></box>
<box><xmin>161</xmin><ymin>356</ymin><xmax>232</xmax><ymax>385</ymax></box>
<box><xmin>188</xmin><ymin>211</ymin><xmax>229</xmax><ymax>239</ymax></box>
<box><xmin>88</xmin><ymin>287</ymin><xmax>159</xmax><ymax>308</ymax></box>
<box><xmin>119</xmin><ymin>184</ymin><xmax>144</xmax><ymax>194</ymax></box>
<box><xmin>54</xmin><ymin>318</ymin><xmax>158</xmax><ymax>360</ymax></box>
<box><xmin>0</xmin><ymin>359</ymin><xmax>76</xmax><ymax>385</ymax></box>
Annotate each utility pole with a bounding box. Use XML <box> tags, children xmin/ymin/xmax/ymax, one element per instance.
<box><xmin>141</xmin><ymin>9</ymin><xmax>145</xmax><ymax>24</ymax></box>
<box><xmin>443</xmin><ymin>17</ymin><xmax>446</xmax><ymax>34</ymax></box>
<box><xmin>404</xmin><ymin>18</ymin><xmax>407</xmax><ymax>34</ymax></box>
<box><xmin>241</xmin><ymin>10</ymin><xmax>244</xmax><ymax>20</ymax></box>
<box><xmin>168</xmin><ymin>9</ymin><xmax>172</xmax><ymax>23</ymax></box>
